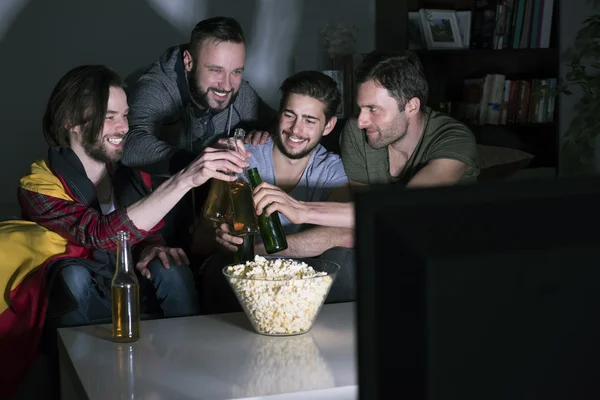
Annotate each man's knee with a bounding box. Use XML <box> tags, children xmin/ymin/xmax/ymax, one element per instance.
<box><xmin>56</xmin><ymin>265</ymin><xmax>93</xmax><ymax>303</ymax></box>
<box><xmin>147</xmin><ymin>257</ymin><xmax>196</xmax><ymax>291</ymax></box>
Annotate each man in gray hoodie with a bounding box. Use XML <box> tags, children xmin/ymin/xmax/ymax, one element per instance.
<box><xmin>122</xmin><ymin>16</ymin><xmax>276</xmax><ymax>249</ymax></box>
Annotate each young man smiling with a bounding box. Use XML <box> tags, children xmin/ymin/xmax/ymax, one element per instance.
<box><xmin>214</xmin><ymin>70</ymin><xmax>353</xmax><ymax>257</ymax></box>
<box><xmin>18</xmin><ymin>65</ymin><xmax>248</xmax><ymax>328</ymax></box>
<box><xmin>122</xmin><ymin>16</ymin><xmax>276</xmax><ymax>249</ymax></box>
<box><xmin>194</xmin><ymin>71</ymin><xmax>355</xmax><ymax>313</ymax></box>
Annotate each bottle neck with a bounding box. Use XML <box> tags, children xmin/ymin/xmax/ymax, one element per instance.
<box><xmin>227</xmin><ymin>138</ymin><xmax>248</xmax><ymax>180</ymax></box>
<box><xmin>117</xmin><ymin>234</ymin><xmax>134</xmax><ymax>274</ymax></box>
<box><xmin>247</xmin><ymin>168</ymin><xmax>263</xmax><ymax>188</ymax></box>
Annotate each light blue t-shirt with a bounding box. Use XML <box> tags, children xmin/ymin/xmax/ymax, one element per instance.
<box><xmin>242</xmin><ymin>141</ymin><xmax>348</xmax><ymax>235</ymax></box>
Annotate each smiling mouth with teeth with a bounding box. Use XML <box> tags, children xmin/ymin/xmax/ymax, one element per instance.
<box><xmin>210</xmin><ymin>88</ymin><xmax>231</xmax><ymax>98</ymax></box>
<box><xmin>288</xmin><ymin>136</ymin><xmax>307</xmax><ymax>143</ymax></box>
<box><xmin>107</xmin><ymin>137</ymin><xmax>123</xmax><ymax>145</ymax></box>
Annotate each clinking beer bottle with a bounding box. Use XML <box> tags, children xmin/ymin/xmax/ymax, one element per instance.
<box><xmin>246</xmin><ymin>168</ymin><xmax>288</xmax><ymax>254</ymax></box>
<box><xmin>111</xmin><ymin>231</ymin><xmax>140</xmax><ymax>343</ymax></box>
<box><xmin>227</xmin><ymin>138</ymin><xmax>259</xmax><ymax>237</ymax></box>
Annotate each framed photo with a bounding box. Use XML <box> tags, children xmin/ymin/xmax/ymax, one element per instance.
<box><xmin>419</xmin><ymin>9</ymin><xmax>463</xmax><ymax>50</ymax></box>
<box><xmin>408</xmin><ymin>12</ymin><xmax>426</xmax><ymax>50</ymax></box>
<box><xmin>455</xmin><ymin>11</ymin><xmax>472</xmax><ymax>48</ymax></box>
<box><xmin>322</xmin><ymin>70</ymin><xmax>345</xmax><ymax>117</ymax></box>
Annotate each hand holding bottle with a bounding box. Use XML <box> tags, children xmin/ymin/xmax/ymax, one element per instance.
<box><xmin>215</xmin><ymin>222</ymin><xmax>243</xmax><ymax>252</ymax></box>
<box><xmin>252</xmin><ymin>181</ymin><xmax>308</xmax><ymax>225</ymax></box>
<box><xmin>177</xmin><ymin>146</ymin><xmax>249</xmax><ymax>190</ymax></box>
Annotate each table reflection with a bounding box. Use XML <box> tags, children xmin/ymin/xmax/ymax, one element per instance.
<box><xmin>230</xmin><ymin>333</ymin><xmax>336</xmax><ymax>397</ymax></box>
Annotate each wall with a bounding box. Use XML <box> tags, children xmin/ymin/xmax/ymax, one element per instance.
<box><xmin>558</xmin><ymin>0</ymin><xmax>599</xmax><ymax>174</ymax></box>
<box><xmin>0</xmin><ymin>0</ymin><xmax>374</xmax><ymax>217</ymax></box>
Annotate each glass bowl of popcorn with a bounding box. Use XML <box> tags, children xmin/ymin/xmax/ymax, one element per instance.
<box><xmin>222</xmin><ymin>256</ymin><xmax>340</xmax><ymax>336</ymax></box>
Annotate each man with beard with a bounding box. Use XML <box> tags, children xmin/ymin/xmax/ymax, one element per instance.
<box><xmin>250</xmin><ymin>51</ymin><xmax>479</xmax><ymax>230</ymax></box>
<box><xmin>122</xmin><ymin>16</ymin><xmax>277</xmax><ymax>250</ymax></box>
<box><xmin>192</xmin><ymin>71</ymin><xmax>355</xmax><ymax>313</ymax></box>
<box><xmin>17</xmin><ymin>65</ymin><xmax>249</xmax><ymax>329</ymax></box>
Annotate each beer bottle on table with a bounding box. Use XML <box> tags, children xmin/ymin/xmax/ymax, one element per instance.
<box><xmin>111</xmin><ymin>231</ymin><xmax>140</xmax><ymax>343</ymax></box>
<box><xmin>246</xmin><ymin>168</ymin><xmax>288</xmax><ymax>254</ymax></box>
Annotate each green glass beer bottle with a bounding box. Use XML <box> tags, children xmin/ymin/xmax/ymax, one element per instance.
<box><xmin>246</xmin><ymin>168</ymin><xmax>288</xmax><ymax>254</ymax></box>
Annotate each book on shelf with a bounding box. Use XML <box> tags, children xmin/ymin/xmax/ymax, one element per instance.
<box><xmin>471</xmin><ymin>0</ymin><xmax>554</xmax><ymax>49</ymax></box>
<box><xmin>446</xmin><ymin>73</ymin><xmax>556</xmax><ymax>126</ymax></box>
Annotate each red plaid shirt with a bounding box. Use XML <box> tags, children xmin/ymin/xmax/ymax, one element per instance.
<box><xmin>17</xmin><ymin>188</ymin><xmax>165</xmax><ymax>255</ymax></box>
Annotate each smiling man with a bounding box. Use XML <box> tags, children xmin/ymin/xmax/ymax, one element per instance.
<box><xmin>194</xmin><ymin>71</ymin><xmax>355</xmax><ymax>313</ymax></box>
<box><xmin>121</xmin><ymin>16</ymin><xmax>277</xmax><ymax>249</ymax></box>
<box><xmin>17</xmin><ymin>65</ymin><xmax>249</xmax><ymax>329</ymax></box>
<box><xmin>204</xmin><ymin>70</ymin><xmax>353</xmax><ymax>257</ymax></box>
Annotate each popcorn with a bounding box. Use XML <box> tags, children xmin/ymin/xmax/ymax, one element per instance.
<box><xmin>225</xmin><ymin>256</ymin><xmax>333</xmax><ymax>335</ymax></box>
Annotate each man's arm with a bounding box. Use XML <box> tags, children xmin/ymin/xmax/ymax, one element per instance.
<box><xmin>253</xmin><ymin>183</ymin><xmax>357</xmax><ymax>229</ymax></box>
<box><xmin>18</xmin><ymin>148</ymin><xmax>248</xmax><ymax>250</ymax></box>
<box><xmin>122</xmin><ymin>79</ymin><xmax>196</xmax><ymax>176</ymax></box>
<box><xmin>255</xmin><ymin>226</ymin><xmax>354</xmax><ymax>258</ymax></box>
<box><xmin>405</xmin><ymin>158</ymin><xmax>468</xmax><ymax>188</ymax></box>
<box><xmin>18</xmin><ymin>188</ymin><xmax>162</xmax><ymax>251</ymax></box>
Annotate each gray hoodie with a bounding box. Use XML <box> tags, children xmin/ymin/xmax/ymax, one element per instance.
<box><xmin>122</xmin><ymin>45</ymin><xmax>277</xmax><ymax>176</ymax></box>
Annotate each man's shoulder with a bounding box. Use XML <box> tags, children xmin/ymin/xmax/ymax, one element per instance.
<box><xmin>312</xmin><ymin>144</ymin><xmax>343</xmax><ymax>165</ymax></box>
<box><xmin>19</xmin><ymin>157</ymin><xmax>73</xmax><ymax>200</ymax></box>
<box><xmin>425</xmin><ymin>108</ymin><xmax>475</xmax><ymax>141</ymax></box>
<box><xmin>310</xmin><ymin>145</ymin><xmax>347</xmax><ymax>177</ymax></box>
<box><xmin>245</xmin><ymin>141</ymin><xmax>274</xmax><ymax>169</ymax></box>
<box><xmin>232</xmin><ymin>81</ymin><xmax>259</xmax><ymax>107</ymax></box>
<box><xmin>129</xmin><ymin>46</ymin><xmax>182</xmax><ymax>102</ymax></box>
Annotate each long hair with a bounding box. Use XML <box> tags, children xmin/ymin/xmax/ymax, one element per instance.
<box><xmin>42</xmin><ymin>65</ymin><xmax>124</xmax><ymax>148</ymax></box>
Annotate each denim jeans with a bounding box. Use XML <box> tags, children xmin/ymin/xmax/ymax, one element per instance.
<box><xmin>52</xmin><ymin>257</ymin><xmax>199</xmax><ymax>328</ymax></box>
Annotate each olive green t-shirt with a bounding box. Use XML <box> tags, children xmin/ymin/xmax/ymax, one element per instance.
<box><xmin>339</xmin><ymin>108</ymin><xmax>479</xmax><ymax>185</ymax></box>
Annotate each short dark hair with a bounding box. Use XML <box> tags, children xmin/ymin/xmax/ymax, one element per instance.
<box><xmin>278</xmin><ymin>71</ymin><xmax>341</xmax><ymax>122</ymax></box>
<box><xmin>355</xmin><ymin>50</ymin><xmax>429</xmax><ymax>111</ymax></box>
<box><xmin>189</xmin><ymin>16</ymin><xmax>245</xmax><ymax>58</ymax></box>
<box><xmin>43</xmin><ymin>65</ymin><xmax>124</xmax><ymax>148</ymax></box>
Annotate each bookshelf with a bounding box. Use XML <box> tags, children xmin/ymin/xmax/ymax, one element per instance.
<box><xmin>375</xmin><ymin>0</ymin><xmax>560</xmax><ymax>171</ymax></box>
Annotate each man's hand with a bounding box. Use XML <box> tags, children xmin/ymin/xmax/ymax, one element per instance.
<box><xmin>179</xmin><ymin>146</ymin><xmax>249</xmax><ymax>189</ymax></box>
<box><xmin>252</xmin><ymin>182</ymin><xmax>308</xmax><ymax>224</ymax></box>
<box><xmin>136</xmin><ymin>246</ymin><xmax>189</xmax><ymax>279</ymax></box>
<box><xmin>215</xmin><ymin>223</ymin><xmax>243</xmax><ymax>252</ymax></box>
<box><xmin>243</xmin><ymin>130</ymin><xmax>272</xmax><ymax>146</ymax></box>
<box><xmin>215</xmin><ymin>137</ymin><xmax>252</xmax><ymax>158</ymax></box>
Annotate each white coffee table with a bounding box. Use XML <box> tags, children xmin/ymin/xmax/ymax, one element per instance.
<box><xmin>58</xmin><ymin>302</ymin><xmax>358</xmax><ymax>400</ymax></box>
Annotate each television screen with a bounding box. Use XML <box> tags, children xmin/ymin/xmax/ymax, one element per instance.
<box><xmin>355</xmin><ymin>177</ymin><xmax>600</xmax><ymax>400</ymax></box>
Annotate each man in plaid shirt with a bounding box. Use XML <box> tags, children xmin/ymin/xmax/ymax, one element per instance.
<box><xmin>18</xmin><ymin>65</ymin><xmax>249</xmax><ymax>329</ymax></box>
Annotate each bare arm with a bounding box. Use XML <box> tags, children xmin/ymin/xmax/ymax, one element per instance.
<box><xmin>280</xmin><ymin>158</ymin><xmax>467</xmax><ymax>228</ymax></box>
<box><xmin>127</xmin><ymin>148</ymin><xmax>248</xmax><ymax>231</ymax></box>
<box><xmin>256</xmin><ymin>226</ymin><xmax>353</xmax><ymax>258</ymax></box>
<box><xmin>405</xmin><ymin>158</ymin><xmax>468</xmax><ymax>188</ymax></box>
<box><xmin>252</xmin><ymin>183</ymin><xmax>358</xmax><ymax>229</ymax></box>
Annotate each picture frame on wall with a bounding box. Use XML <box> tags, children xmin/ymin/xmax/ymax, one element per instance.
<box><xmin>408</xmin><ymin>12</ymin><xmax>426</xmax><ymax>50</ymax></box>
<box><xmin>455</xmin><ymin>11</ymin><xmax>472</xmax><ymax>48</ymax></box>
<box><xmin>419</xmin><ymin>9</ymin><xmax>463</xmax><ymax>50</ymax></box>
<box><xmin>322</xmin><ymin>70</ymin><xmax>345</xmax><ymax>117</ymax></box>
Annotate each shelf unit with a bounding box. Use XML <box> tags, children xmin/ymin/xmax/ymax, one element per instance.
<box><xmin>375</xmin><ymin>0</ymin><xmax>560</xmax><ymax>172</ymax></box>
